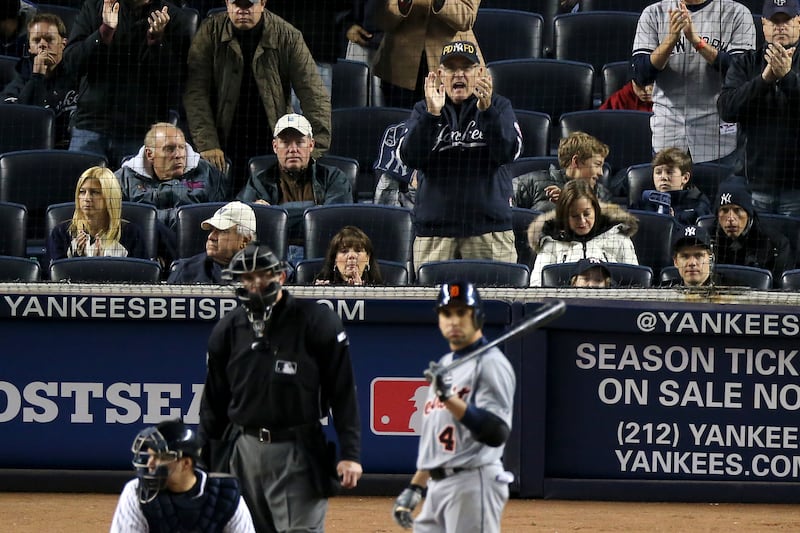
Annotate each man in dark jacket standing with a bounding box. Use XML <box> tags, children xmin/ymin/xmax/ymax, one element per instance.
<box><xmin>400</xmin><ymin>40</ymin><xmax>522</xmax><ymax>269</ymax></box>
<box><xmin>718</xmin><ymin>0</ymin><xmax>800</xmax><ymax>216</ymax></box>
<box><xmin>63</xmin><ymin>0</ymin><xmax>191</xmax><ymax>167</ymax></box>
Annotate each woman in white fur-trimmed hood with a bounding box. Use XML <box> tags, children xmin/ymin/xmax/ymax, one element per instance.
<box><xmin>527</xmin><ymin>179</ymin><xmax>639</xmax><ymax>287</ymax></box>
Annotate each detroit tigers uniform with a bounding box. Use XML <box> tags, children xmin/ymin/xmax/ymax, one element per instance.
<box><xmin>413</xmin><ymin>342</ymin><xmax>516</xmax><ymax>533</ymax></box>
<box><xmin>632</xmin><ymin>0</ymin><xmax>755</xmax><ymax>162</ymax></box>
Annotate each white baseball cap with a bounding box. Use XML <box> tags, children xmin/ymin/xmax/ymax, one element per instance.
<box><xmin>273</xmin><ymin>113</ymin><xmax>313</xmax><ymax>138</ymax></box>
<box><xmin>201</xmin><ymin>201</ymin><xmax>256</xmax><ymax>233</ymax></box>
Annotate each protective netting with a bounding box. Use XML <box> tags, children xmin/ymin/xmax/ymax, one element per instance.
<box><xmin>1</xmin><ymin>1</ymin><xmax>798</xmax><ymax>302</ymax></box>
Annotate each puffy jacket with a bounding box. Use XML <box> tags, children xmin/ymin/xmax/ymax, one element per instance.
<box><xmin>115</xmin><ymin>143</ymin><xmax>228</xmax><ymax>228</ymax></box>
<box><xmin>527</xmin><ymin>203</ymin><xmax>639</xmax><ymax>286</ymax></box>
<box><xmin>712</xmin><ymin>218</ymin><xmax>793</xmax><ymax>282</ymax></box>
<box><xmin>184</xmin><ymin>11</ymin><xmax>331</xmax><ymax>158</ymax></box>
<box><xmin>513</xmin><ymin>165</ymin><xmax>613</xmax><ymax>212</ymax></box>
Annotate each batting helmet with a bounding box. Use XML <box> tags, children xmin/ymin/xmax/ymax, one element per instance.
<box><xmin>436</xmin><ymin>281</ymin><xmax>484</xmax><ymax>329</ymax></box>
<box><xmin>224</xmin><ymin>241</ymin><xmax>287</xmax><ymax>280</ymax></box>
<box><xmin>131</xmin><ymin>419</ymin><xmax>200</xmax><ymax>503</ymax></box>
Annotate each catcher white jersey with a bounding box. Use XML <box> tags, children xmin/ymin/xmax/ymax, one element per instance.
<box><xmin>632</xmin><ymin>0</ymin><xmax>755</xmax><ymax>162</ymax></box>
<box><xmin>416</xmin><ymin>346</ymin><xmax>515</xmax><ymax>471</ymax></box>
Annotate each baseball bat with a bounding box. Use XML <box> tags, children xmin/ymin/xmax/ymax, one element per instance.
<box><xmin>441</xmin><ymin>299</ymin><xmax>567</xmax><ymax>372</ymax></box>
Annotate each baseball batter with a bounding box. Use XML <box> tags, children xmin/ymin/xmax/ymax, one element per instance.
<box><xmin>392</xmin><ymin>281</ymin><xmax>516</xmax><ymax>532</ymax></box>
<box><xmin>632</xmin><ymin>0</ymin><xmax>755</xmax><ymax>163</ymax></box>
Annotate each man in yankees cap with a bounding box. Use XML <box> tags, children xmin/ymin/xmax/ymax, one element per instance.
<box><xmin>393</xmin><ymin>281</ymin><xmax>516</xmax><ymax>532</ymax></box>
<box><xmin>671</xmin><ymin>224</ymin><xmax>714</xmax><ymax>287</ymax></box>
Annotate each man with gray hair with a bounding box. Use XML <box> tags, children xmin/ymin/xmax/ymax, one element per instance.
<box><xmin>167</xmin><ymin>201</ymin><xmax>256</xmax><ymax>284</ymax></box>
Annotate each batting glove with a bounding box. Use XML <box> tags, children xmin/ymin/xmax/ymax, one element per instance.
<box><xmin>392</xmin><ymin>484</ymin><xmax>425</xmax><ymax>529</ymax></box>
<box><xmin>424</xmin><ymin>362</ymin><xmax>454</xmax><ymax>402</ymax></box>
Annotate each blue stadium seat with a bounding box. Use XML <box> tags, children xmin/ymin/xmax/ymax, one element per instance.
<box><xmin>50</xmin><ymin>257</ymin><xmax>161</xmax><ymax>283</ymax></box>
<box><xmin>416</xmin><ymin>259</ymin><xmax>531</xmax><ymax>287</ymax></box>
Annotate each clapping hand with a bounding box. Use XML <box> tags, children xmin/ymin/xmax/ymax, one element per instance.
<box><xmin>102</xmin><ymin>0</ymin><xmax>119</xmax><ymax>29</ymax></box>
<box><xmin>148</xmin><ymin>6</ymin><xmax>170</xmax><ymax>40</ymax></box>
<box><xmin>473</xmin><ymin>67</ymin><xmax>492</xmax><ymax>111</ymax></box>
<box><xmin>424</xmin><ymin>72</ymin><xmax>445</xmax><ymax>116</ymax></box>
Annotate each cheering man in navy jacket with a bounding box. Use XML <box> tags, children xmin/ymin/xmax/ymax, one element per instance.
<box><xmin>400</xmin><ymin>40</ymin><xmax>522</xmax><ymax>271</ymax></box>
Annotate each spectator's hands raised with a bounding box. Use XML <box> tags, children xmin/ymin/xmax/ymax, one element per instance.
<box><xmin>765</xmin><ymin>44</ymin><xmax>795</xmax><ymax>81</ymax></box>
<box><xmin>424</xmin><ymin>72</ymin><xmax>445</xmax><ymax>116</ymax></box>
<box><xmin>474</xmin><ymin>67</ymin><xmax>492</xmax><ymax>111</ymax></box>
<box><xmin>148</xmin><ymin>6</ymin><xmax>170</xmax><ymax>40</ymax></box>
<box><xmin>103</xmin><ymin>0</ymin><xmax>120</xmax><ymax>29</ymax></box>
<box><xmin>32</xmin><ymin>50</ymin><xmax>57</xmax><ymax>75</ymax></box>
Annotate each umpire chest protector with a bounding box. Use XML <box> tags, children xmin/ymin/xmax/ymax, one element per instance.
<box><xmin>141</xmin><ymin>473</ymin><xmax>240</xmax><ymax>533</ymax></box>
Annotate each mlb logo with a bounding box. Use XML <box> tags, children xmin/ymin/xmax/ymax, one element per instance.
<box><xmin>371</xmin><ymin>378</ymin><xmax>430</xmax><ymax>436</ymax></box>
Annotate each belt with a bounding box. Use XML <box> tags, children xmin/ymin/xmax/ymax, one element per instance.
<box><xmin>241</xmin><ymin>423</ymin><xmax>317</xmax><ymax>443</ymax></box>
<box><xmin>429</xmin><ymin>467</ymin><xmax>470</xmax><ymax>481</ymax></box>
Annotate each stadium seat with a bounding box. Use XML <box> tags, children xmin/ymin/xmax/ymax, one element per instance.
<box><xmin>50</xmin><ymin>257</ymin><xmax>161</xmax><ymax>283</ymax></box>
<box><xmin>628</xmin><ymin>209</ymin><xmax>678</xmax><ymax>279</ymax></box>
<box><xmin>512</xmin><ymin>207</ymin><xmax>540</xmax><ymax>269</ymax></box>
<box><xmin>0</xmin><ymin>256</ymin><xmax>41</xmax><ymax>282</ymax></box>
<box><xmin>541</xmin><ymin>261</ymin><xmax>653</xmax><ymax>288</ymax></box>
<box><xmin>553</xmin><ymin>12</ymin><xmax>641</xmax><ymax>100</ymax></box>
<box><xmin>559</xmin><ymin>110</ymin><xmax>653</xmax><ymax>178</ymax></box>
<box><xmin>247</xmin><ymin>154</ymin><xmax>359</xmax><ymax>195</ymax></box>
<box><xmin>416</xmin><ymin>259</ymin><xmax>531</xmax><ymax>287</ymax></box>
<box><xmin>0</xmin><ymin>201</ymin><xmax>26</xmax><ymax>257</ymax></box>
<box><xmin>515</xmin><ymin>110</ymin><xmax>551</xmax><ymax>158</ymax></box>
<box><xmin>689</xmin><ymin>162</ymin><xmax>735</xmax><ymax>202</ymax></box>
<box><xmin>489</xmin><ymin>59</ymin><xmax>594</xmax><ymax>128</ymax></box>
<box><xmin>329</xmin><ymin>59</ymin><xmax>370</xmax><ymax>108</ymax></box>
<box><xmin>0</xmin><ymin>105</ymin><xmax>55</xmax><ymax>153</ymax></box>
<box><xmin>36</xmin><ymin>4</ymin><xmax>80</xmax><ymax>35</ymax></box>
<box><xmin>601</xmin><ymin>61</ymin><xmax>630</xmax><ymax>103</ymax></box>
<box><xmin>329</xmin><ymin>106</ymin><xmax>410</xmax><ymax>202</ymax></box>
<box><xmin>303</xmin><ymin>204</ymin><xmax>414</xmax><ymax>267</ymax></box>
<box><xmin>473</xmin><ymin>9</ymin><xmax>543</xmax><ymax>62</ymax></box>
<box><xmin>580</xmin><ymin>0</ymin><xmax>652</xmax><ymax>11</ymax></box>
<box><xmin>292</xmin><ymin>258</ymin><xmax>409</xmax><ymax>286</ymax></box>
<box><xmin>480</xmin><ymin>0</ymin><xmax>561</xmax><ymax>56</ymax></box>
<box><xmin>660</xmin><ymin>264</ymin><xmax>773</xmax><ymax>290</ymax></box>
<box><xmin>779</xmin><ymin>269</ymin><xmax>800</xmax><ymax>291</ymax></box>
<box><xmin>179</xmin><ymin>6</ymin><xmax>200</xmax><ymax>39</ymax></box>
<box><xmin>0</xmin><ymin>54</ymin><xmax>16</xmax><ymax>89</ymax></box>
<box><xmin>625</xmin><ymin>163</ymin><xmax>653</xmax><ymax>209</ymax></box>
<box><xmin>0</xmin><ymin>149</ymin><xmax>106</xmax><ymax>249</ymax></box>
<box><xmin>505</xmin><ymin>156</ymin><xmax>559</xmax><ymax>179</ymax></box>
<box><xmin>45</xmin><ymin>202</ymin><xmax>159</xmax><ymax>261</ymax></box>
<box><xmin>174</xmin><ymin>202</ymin><xmax>289</xmax><ymax>260</ymax></box>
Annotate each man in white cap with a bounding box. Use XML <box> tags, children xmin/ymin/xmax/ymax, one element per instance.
<box><xmin>237</xmin><ymin>113</ymin><xmax>352</xmax><ymax>263</ymax></box>
<box><xmin>167</xmin><ymin>201</ymin><xmax>256</xmax><ymax>284</ymax></box>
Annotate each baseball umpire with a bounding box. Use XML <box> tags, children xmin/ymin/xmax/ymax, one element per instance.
<box><xmin>392</xmin><ymin>281</ymin><xmax>516</xmax><ymax>532</ymax></box>
<box><xmin>199</xmin><ymin>241</ymin><xmax>363</xmax><ymax>532</ymax></box>
<box><xmin>110</xmin><ymin>419</ymin><xmax>255</xmax><ymax>532</ymax></box>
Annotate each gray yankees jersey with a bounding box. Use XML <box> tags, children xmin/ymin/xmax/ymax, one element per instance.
<box><xmin>632</xmin><ymin>0</ymin><xmax>755</xmax><ymax>162</ymax></box>
<box><xmin>416</xmin><ymin>347</ymin><xmax>515</xmax><ymax>471</ymax></box>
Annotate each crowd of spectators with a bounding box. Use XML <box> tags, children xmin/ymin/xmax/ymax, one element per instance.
<box><xmin>1</xmin><ymin>0</ymin><xmax>800</xmax><ymax>289</ymax></box>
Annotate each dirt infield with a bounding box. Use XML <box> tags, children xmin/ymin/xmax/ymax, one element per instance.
<box><xmin>2</xmin><ymin>493</ymin><xmax>800</xmax><ymax>532</ymax></box>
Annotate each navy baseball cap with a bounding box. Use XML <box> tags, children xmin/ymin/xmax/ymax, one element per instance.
<box><xmin>763</xmin><ymin>0</ymin><xmax>800</xmax><ymax>18</ymax></box>
<box><xmin>573</xmin><ymin>258</ymin><xmax>611</xmax><ymax>279</ymax></box>
<box><xmin>440</xmin><ymin>41</ymin><xmax>479</xmax><ymax>65</ymax></box>
<box><xmin>672</xmin><ymin>225</ymin><xmax>711</xmax><ymax>254</ymax></box>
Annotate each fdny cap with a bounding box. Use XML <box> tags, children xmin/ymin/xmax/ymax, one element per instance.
<box><xmin>440</xmin><ymin>41</ymin><xmax>479</xmax><ymax>65</ymax></box>
<box><xmin>763</xmin><ymin>0</ymin><xmax>800</xmax><ymax>18</ymax></box>
<box><xmin>201</xmin><ymin>201</ymin><xmax>256</xmax><ymax>233</ymax></box>
<box><xmin>273</xmin><ymin>113</ymin><xmax>313</xmax><ymax>138</ymax></box>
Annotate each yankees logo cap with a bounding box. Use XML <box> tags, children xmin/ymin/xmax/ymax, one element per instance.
<box><xmin>715</xmin><ymin>180</ymin><xmax>754</xmax><ymax>219</ymax></box>
<box><xmin>440</xmin><ymin>41</ymin><xmax>479</xmax><ymax>65</ymax></box>
<box><xmin>672</xmin><ymin>225</ymin><xmax>711</xmax><ymax>254</ymax></box>
<box><xmin>763</xmin><ymin>0</ymin><xmax>800</xmax><ymax>18</ymax></box>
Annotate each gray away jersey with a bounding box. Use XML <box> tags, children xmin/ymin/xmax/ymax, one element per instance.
<box><xmin>632</xmin><ymin>0</ymin><xmax>755</xmax><ymax>162</ymax></box>
<box><xmin>416</xmin><ymin>347</ymin><xmax>516</xmax><ymax>471</ymax></box>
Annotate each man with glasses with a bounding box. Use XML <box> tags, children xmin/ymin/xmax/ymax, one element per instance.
<box><xmin>400</xmin><ymin>40</ymin><xmax>522</xmax><ymax>269</ymax></box>
<box><xmin>237</xmin><ymin>113</ymin><xmax>352</xmax><ymax>264</ymax></box>
<box><xmin>718</xmin><ymin>0</ymin><xmax>800</xmax><ymax>217</ymax></box>
<box><xmin>185</xmin><ymin>0</ymin><xmax>331</xmax><ymax>193</ymax></box>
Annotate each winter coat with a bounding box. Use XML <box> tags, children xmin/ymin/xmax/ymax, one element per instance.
<box><xmin>184</xmin><ymin>11</ymin><xmax>331</xmax><ymax>158</ymax></box>
<box><xmin>527</xmin><ymin>203</ymin><xmax>640</xmax><ymax>286</ymax></box>
<box><xmin>512</xmin><ymin>165</ymin><xmax>613</xmax><ymax>212</ymax></box>
<box><xmin>711</xmin><ymin>218</ymin><xmax>793</xmax><ymax>282</ymax></box>
<box><xmin>631</xmin><ymin>186</ymin><xmax>712</xmax><ymax>226</ymax></box>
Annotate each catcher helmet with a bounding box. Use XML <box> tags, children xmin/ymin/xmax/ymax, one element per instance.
<box><xmin>131</xmin><ymin>419</ymin><xmax>200</xmax><ymax>503</ymax></box>
<box><xmin>224</xmin><ymin>241</ymin><xmax>287</xmax><ymax>280</ymax></box>
<box><xmin>436</xmin><ymin>281</ymin><xmax>484</xmax><ymax>329</ymax></box>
